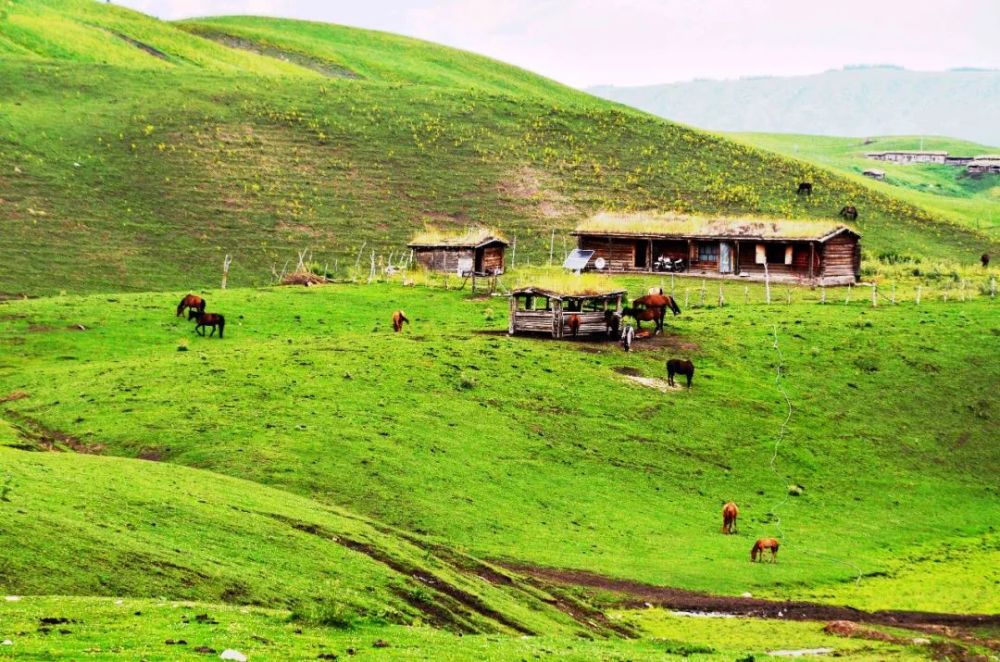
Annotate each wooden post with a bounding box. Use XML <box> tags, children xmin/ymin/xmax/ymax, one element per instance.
<box><xmin>511</xmin><ymin>236</ymin><xmax>517</xmax><ymax>269</ymax></box>
<box><xmin>786</xmin><ymin>288</ymin><xmax>791</xmax><ymax>304</ymax></box>
<box><xmin>699</xmin><ymin>279</ymin><xmax>706</xmax><ymax>306</ymax></box>
<box><xmin>718</xmin><ymin>284</ymin><xmax>725</xmax><ymax>307</ymax></box>
<box><xmin>991</xmin><ymin>277</ymin><xmax>996</xmax><ymax>298</ymax></box>
<box><xmin>221</xmin><ymin>254</ymin><xmax>233</xmax><ymax>289</ymax></box>
<box><xmin>670</xmin><ymin>274</ymin><xmax>675</xmax><ymax>296</ymax></box>
<box><xmin>508</xmin><ymin>295</ymin><xmax>516</xmax><ymax>335</ymax></box>
<box><xmin>553</xmin><ymin>299</ymin><xmax>563</xmax><ymax>338</ymax></box>
<box><xmin>684</xmin><ymin>289</ymin><xmax>690</xmax><ymax>308</ymax></box>
<box><xmin>916</xmin><ymin>285</ymin><xmax>922</xmax><ymax>305</ymax></box>
<box><xmin>871</xmin><ymin>283</ymin><xmax>877</xmax><ymax>307</ymax></box>
<box><xmin>735</xmin><ymin>241</ymin><xmax>741</xmax><ymax>275</ymax></box>
<box><xmin>890</xmin><ymin>284</ymin><xmax>896</xmax><ymax>305</ymax></box>
<box><xmin>809</xmin><ymin>242</ymin><xmax>815</xmax><ymax>280</ymax></box>
<box><xmin>844</xmin><ymin>283</ymin><xmax>851</xmax><ymax>305</ymax></box>
<box><xmin>820</xmin><ymin>285</ymin><xmax>826</xmax><ymax>305</ymax></box>
<box><xmin>549</xmin><ymin>228</ymin><xmax>555</xmax><ymax>265</ymax></box>
<box><xmin>647</xmin><ymin>238</ymin><xmax>653</xmax><ymax>272</ymax></box>
<box><xmin>744</xmin><ymin>285</ymin><xmax>749</xmax><ymax>304</ymax></box>
<box><xmin>763</xmin><ymin>262</ymin><xmax>771</xmax><ymax>304</ymax></box>
<box><xmin>960</xmin><ymin>279</ymin><xmax>966</xmax><ymax>302</ymax></box>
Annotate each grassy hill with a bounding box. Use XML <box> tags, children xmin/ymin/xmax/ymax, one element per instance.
<box><xmin>734</xmin><ymin>133</ymin><xmax>1000</xmax><ymax>238</ymax></box>
<box><xmin>1</xmin><ymin>282</ymin><xmax>996</xmax><ymax>614</ymax></box>
<box><xmin>0</xmin><ymin>2</ymin><xmax>996</xmax><ymax>296</ymax></box>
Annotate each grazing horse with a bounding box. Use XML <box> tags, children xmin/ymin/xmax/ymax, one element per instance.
<box><xmin>620</xmin><ymin>324</ymin><xmax>635</xmax><ymax>352</ymax></box>
<box><xmin>623</xmin><ymin>306</ymin><xmax>665</xmax><ymax>335</ymax></box>
<box><xmin>633</xmin><ymin>293</ymin><xmax>681</xmax><ymax>316</ymax></box>
<box><xmin>982</xmin><ymin>253</ymin><xmax>991</xmax><ymax>268</ymax></box>
<box><xmin>797</xmin><ymin>182</ymin><xmax>813</xmax><ymax>196</ymax></box>
<box><xmin>604</xmin><ymin>310</ymin><xmax>622</xmax><ymax>340</ymax></box>
<box><xmin>176</xmin><ymin>294</ymin><xmax>206</xmax><ymax>317</ymax></box>
<box><xmin>839</xmin><ymin>205</ymin><xmax>858</xmax><ymax>221</ymax></box>
<box><xmin>567</xmin><ymin>314</ymin><xmax>581</xmax><ymax>338</ymax></box>
<box><xmin>392</xmin><ymin>310</ymin><xmax>409</xmax><ymax>332</ymax></box>
<box><xmin>188</xmin><ymin>309</ymin><xmax>225</xmax><ymax>338</ymax></box>
<box><xmin>722</xmin><ymin>501</ymin><xmax>739</xmax><ymax>534</ymax></box>
<box><xmin>751</xmin><ymin>538</ymin><xmax>780</xmax><ymax>563</ymax></box>
<box><xmin>666</xmin><ymin>358</ymin><xmax>694</xmax><ymax>388</ymax></box>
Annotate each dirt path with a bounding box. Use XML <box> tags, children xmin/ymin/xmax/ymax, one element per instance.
<box><xmin>500</xmin><ymin>563</ymin><xmax>1000</xmax><ymax>630</ymax></box>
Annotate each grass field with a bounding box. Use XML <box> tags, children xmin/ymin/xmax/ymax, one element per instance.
<box><xmin>1</xmin><ymin>2</ymin><xmax>996</xmax><ymax>297</ymax></box>
<box><xmin>1</xmin><ymin>279</ymin><xmax>996</xmax><ymax>616</ymax></box>
<box><xmin>734</xmin><ymin>133</ymin><xmax>1000</xmax><ymax>238</ymax></box>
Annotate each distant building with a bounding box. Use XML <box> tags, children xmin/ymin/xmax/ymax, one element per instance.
<box><xmin>862</xmin><ymin>168</ymin><xmax>886</xmax><ymax>180</ymax></box>
<box><xmin>572</xmin><ymin>212</ymin><xmax>861</xmax><ymax>285</ymax></box>
<box><xmin>967</xmin><ymin>155</ymin><xmax>1000</xmax><ymax>174</ymax></box>
<box><xmin>945</xmin><ymin>156</ymin><xmax>973</xmax><ymax>166</ymax></box>
<box><xmin>866</xmin><ymin>150</ymin><xmax>948</xmax><ymax>164</ymax></box>
<box><xmin>408</xmin><ymin>228</ymin><xmax>507</xmax><ymax>276</ymax></box>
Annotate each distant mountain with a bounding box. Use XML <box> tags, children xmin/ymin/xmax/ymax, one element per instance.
<box><xmin>589</xmin><ymin>66</ymin><xmax>1000</xmax><ymax>147</ymax></box>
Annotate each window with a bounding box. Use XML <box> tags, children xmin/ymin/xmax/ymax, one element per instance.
<box><xmin>698</xmin><ymin>242</ymin><xmax>719</xmax><ymax>262</ymax></box>
<box><xmin>765</xmin><ymin>244</ymin><xmax>786</xmax><ymax>264</ymax></box>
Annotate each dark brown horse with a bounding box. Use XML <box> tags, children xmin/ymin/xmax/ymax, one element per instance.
<box><xmin>722</xmin><ymin>501</ymin><xmax>739</xmax><ymax>534</ymax></box>
<box><xmin>839</xmin><ymin>205</ymin><xmax>858</xmax><ymax>221</ymax></box>
<box><xmin>188</xmin><ymin>309</ymin><xmax>225</xmax><ymax>338</ymax></box>
<box><xmin>567</xmin><ymin>314</ymin><xmax>581</xmax><ymax>337</ymax></box>
<box><xmin>622</xmin><ymin>306</ymin><xmax>664</xmax><ymax>334</ymax></box>
<box><xmin>751</xmin><ymin>538</ymin><xmax>779</xmax><ymax>562</ymax></box>
<box><xmin>666</xmin><ymin>358</ymin><xmax>694</xmax><ymax>388</ymax></box>
<box><xmin>392</xmin><ymin>310</ymin><xmax>409</xmax><ymax>332</ymax></box>
<box><xmin>176</xmin><ymin>294</ymin><xmax>206</xmax><ymax>317</ymax></box>
<box><xmin>797</xmin><ymin>182</ymin><xmax>813</xmax><ymax>195</ymax></box>
<box><xmin>983</xmin><ymin>253</ymin><xmax>991</xmax><ymax>268</ymax></box>
<box><xmin>633</xmin><ymin>293</ymin><xmax>681</xmax><ymax>316</ymax></box>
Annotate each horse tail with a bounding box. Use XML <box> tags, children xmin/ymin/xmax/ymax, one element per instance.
<box><xmin>401</xmin><ymin>311</ymin><xmax>409</xmax><ymax>324</ymax></box>
<box><xmin>218</xmin><ymin>315</ymin><xmax>225</xmax><ymax>338</ymax></box>
<box><xmin>670</xmin><ymin>297</ymin><xmax>681</xmax><ymax>316</ymax></box>
<box><xmin>750</xmin><ymin>543</ymin><xmax>758</xmax><ymax>561</ymax></box>
<box><xmin>176</xmin><ymin>298</ymin><xmax>185</xmax><ymax>317</ymax></box>
<box><xmin>199</xmin><ymin>298</ymin><xmax>206</xmax><ymax>313</ymax></box>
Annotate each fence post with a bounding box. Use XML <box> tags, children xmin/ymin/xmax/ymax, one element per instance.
<box><xmin>844</xmin><ymin>283</ymin><xmax>852</xmax><ymax>305</ymax></box>
<box><xmin>511</xmin><ymin>236</ymin><xmax>517</xmax><ymax>269</ymax></box>
<box><xmin>820</xmin><ymin>285</ymin><xmax>826</xmax><ymax>305</ymax></box>
<box><xmin>684</xmin><ymin>288</ymin><xmax>690</xmax><ymax>308</ymax></box>
<box><xmin>718</xmin><ymin>285</ymin><xmax>725</xmax><ymax>307</ymax></box>
<box><xmin>699</xmin><ymin>280</ymin><xmax>706</xmax><ymax>307</ymax></box>
<box><xmin>670</xmin><ymin>274</ymin><xmax>675</xmax><ymax>296</ymax></box>
<box><xmin>764</xmin><ymin>263</ymin><xmax>771</xmax><ymax>304</ymax></box>
<box><xmin>916</xmin><ymin>285</ymin><xmax>922</xmax><ymax>305</ymax></box>
<box><xmin>890</xmin><ymin>284</ymin><xmax>896</xmax><ymax>305</ymax></box>
<box><xmin>549</xmin><ymin>228</ymin><xmax>555</xmax><ymax>265</ymax></box>
<box><xmin>991</xmin><ymin>277</ymin><xmax>996</xmax><ymax>298</ymax></box>
<box><xmin>960</xmin><ymin>280</ymin><xmax>966</xmax><ymax>302</ymax></box>
<box><xmin>871</xmin><ymin>283</ymin><xmax>877</xmax><ymax>307</ymax></box>
<box><xmin>744</xmin><ymin>285</ymin><xmax>749</xmax><ymax>304</ymax></box>
<box><xmin>221</xmin><ymin>254</ymin><xmax>233</xmax><ymax>289</ymax></box>
<box><xmin>786</xmin><ymin>288</ymin><xmax>791</xmax><ymax>304</ymax></box>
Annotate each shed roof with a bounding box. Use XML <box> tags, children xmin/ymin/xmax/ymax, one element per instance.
<box><xmin>574</xmin><ymin>212</ymin><xmax>859</xmax><ymax>242</ymax></box>
<box><xmin>866</xmin><ymin>150</ymin><xmax>948</xmax><ymax>156</ymax></box>
<box><xmin>511</xmin><ymin>286</ymin><xmax>627</xmax><ymax>301</ymax></box>
<box><xmin>408</xmin><ymin>227</ymin><xmax>508</xmax><ymax>249</ymax></box>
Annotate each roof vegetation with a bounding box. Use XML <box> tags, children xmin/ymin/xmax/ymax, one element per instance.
<box><xmin>510</xmin><ymin>272</ymin><xmax>626</xmax><ymax>298</ymax></box>
<box><xmin>408</xmin><ymin>226</ymin><xmax>507</xmax><ymax>247</ymax></box>
<box><xmin>575</xmin><ymin>211</ymin><xmax>856</xmax><ymax>241</ymax></box>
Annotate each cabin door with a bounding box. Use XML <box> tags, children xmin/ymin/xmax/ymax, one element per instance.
<box><xmin>719</xmin><ymin>242</ymin><xmax>733</xmax><ymax>274</ymax></box>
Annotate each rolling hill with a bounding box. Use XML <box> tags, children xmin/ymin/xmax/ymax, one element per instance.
<box><xmin>0</xmin><ymin>2</ymin><xmax>995</xmax><ymax>296</ymax></box>
<box><xmin>589</xmin><ymin>65</ymin><xmax>1000</xmax><ymax>146</ymax></box>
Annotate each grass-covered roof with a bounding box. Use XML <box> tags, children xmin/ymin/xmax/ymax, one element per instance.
<box><xmin>575</xmin><ymin>212</ymin><xmax>857</xmax><ymax>242</ymax></box>
<box><xmin>408</xmin><ymin>227</ymin><xmax>508</xmax><ymax>248</ymax></box>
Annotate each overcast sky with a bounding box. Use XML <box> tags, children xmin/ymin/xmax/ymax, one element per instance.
<box><xmin>113</xmin><ymin>0</ymin><xmax>1000</xmax><ymax>88</ymax></box>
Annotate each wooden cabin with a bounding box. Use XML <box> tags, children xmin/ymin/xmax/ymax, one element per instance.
<box><xmin>862</xmin><ymin>168</ymin><xmax>886</xmax><ymax>180</ymax></box>
<box><xmin>573</xmin><ymin>212</ymin><xmax>861</xmax><ymax>285</ymax></box>
<box><xmin>408</xmin><ymin>229</ymin><xmax>508</xmax><ymax>276</ymax></box>
<box><xmin>509</xmin><ymin>286</ymin><xmax>625</xmax><ymax>339</ymax></box>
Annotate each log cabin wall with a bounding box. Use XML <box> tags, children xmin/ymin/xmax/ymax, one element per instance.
<box><xmin>414</xmin><ymin>247</ymin><xmax>473</xmax><ymax>273</ymax></box>
<box><xmin>478</xmin><ymin>244</ymin><xmax>505</xmax><ymax>274</ymax></box>
<box><xmin>578</xmin><ymin>236</ymin><xmax>636</xmax><ymax>271</ymax></box>
<box><xmin>822</xmin><ymin>234</ymin><xmax>860</xmax><ymax>279</ymax></box>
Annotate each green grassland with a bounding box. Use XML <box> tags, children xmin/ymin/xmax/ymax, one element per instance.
<box><xmin>1</xmin><ymin>2</ymin><xmax>996</xmax><ymax>296</ymax></box>
<box><xmin>1</xmin><ymin>281</ymin><xmax>996</xmax><ymax>616</ymax></box>
<box><xmin>734</xmin><ymin>133</ymin><xmax>1000</xmax><ymax>237</ymax></box>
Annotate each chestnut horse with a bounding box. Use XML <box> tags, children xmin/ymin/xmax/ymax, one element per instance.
<box><xmin>666</xmin><ymin>358</ymin><xmax>694</xmax><ymax>388</ymax></box>
<box><xmin>567</xmin><ymin>314</ymin><xmax>581</xmax><ymax>337</ymax></box>
<box><xmin>176</xmin><ymin>294</ymin><xmax>206</xmax><ymax>317</ymax></box>
<box><xmin>722</xmin><ymin>501</ymin><xmax>739</xmax><ymax>534</ymax></box>
<box><xmin>188</xmin><ymin>309</ymin><xmax>225</xmax><ymax>338</ymax></box>
<box><xmin>751</xmin><ymin>538</ymin><xmax>779</xmax><ymax>562</ymax></box>
<box><xmin>392</xmin><ymin>310</ymin><xmax>409</xmax><ymax>332</ymax></box>
<box><xmin>622</xmin><ymin>306</ymin><xmax>664</xmax><ymax>334</ymax></box>
<box><xmin>633</xmin><ymin>294</ymin><xmax>681</xmax><ymax>316</ymax></box>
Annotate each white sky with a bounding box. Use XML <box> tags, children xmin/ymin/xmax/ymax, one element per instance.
<box><xmin>112</xmin><ymin>0</ymin><xmax>1000</xmax><ymax>88</ymax></box>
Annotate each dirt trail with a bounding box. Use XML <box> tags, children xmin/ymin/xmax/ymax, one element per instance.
<box><xmin>500</xmin><ymin>563</ymin><xmax>1000</xmax><ymax>630</ymax></box>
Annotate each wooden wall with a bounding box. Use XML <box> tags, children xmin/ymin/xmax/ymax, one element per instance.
<box><xmin>414</xmin><ymin>247</ymin><xmax>473</xmax><ymax>273</ymax></box>
<box><xmin>479</xmin><ymin>245</ymin><xmax>505</xmax><ymax>274</ymax></box>
<box><xmin>579</xmin><ymin>236</ymin><xmax>637</xmax><ymax>271</ymax></box>
<box><xmin>822</xmin><ymin>234</ymin><xmax>859</xmax><ymax>279</ymax></box>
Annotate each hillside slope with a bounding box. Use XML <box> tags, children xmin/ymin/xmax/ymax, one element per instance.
<box><xmin>589</xmin><ymin>66</ymin><xmax>1000</xmax><ymax>146</ymax></box>
<box><xmin>732</xmin><ymin>133</ymin><xmax>1000</xmax><ymax>237</ymax></box>
<box><xmin>0</xmin><ymin>5</ymin><xmax>995</xmax><ymax>295</ymax></box>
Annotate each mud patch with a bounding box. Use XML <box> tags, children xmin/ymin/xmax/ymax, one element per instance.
<box><xmin>613</xmin><ymin>366</ymin><xmax>642</xmax><ymax>377</ymax></box>
<box><xmin>623</xmin><ymin>375</ymin><xmax>683</xmax><ymax>393</ymax></box>
<box><xmin>0</xmin><ymin>411</ymin><xmax>104</xmax><ymax>454</ymax></box>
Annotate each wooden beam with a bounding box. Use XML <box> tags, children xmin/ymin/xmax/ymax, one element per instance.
<box><xmin>809</xmin><ymin>242</ymin><xmax>815</xmax><ymax>280</ymax></box>
<box><xmin>508</xmin><ymin>295</ymin><xmax>517</xmax><ymax>335</ymax></box>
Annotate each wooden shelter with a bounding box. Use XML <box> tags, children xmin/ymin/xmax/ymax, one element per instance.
<box><xmin>573</xmin><ymin>212</ymin><xmax>861</xmax><ymax>285</ymax></box>
<box><xmin>408</xmin><ymin>228</ymin><xmax>508</xmax><ymax>276</ymax></box>
<box><xmin>508</xmin><ymin>285</ymin><xmax>625</xmax><ymax>339</ymax></box>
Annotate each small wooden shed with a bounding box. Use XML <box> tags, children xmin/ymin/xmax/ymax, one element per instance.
<box><xmin>408</xmin><ymin>228</ymin><xmax>508</xmax><ymax>276</ymax></box>
<box><xmin>508</xmin><ymin>285</ymin><xmax>625</xmax><ymax>339</ymax></box>
<box><xmin>573</xmin><ymin>212</ymin><xmax>861</xmax><ymax>285</ymax></box>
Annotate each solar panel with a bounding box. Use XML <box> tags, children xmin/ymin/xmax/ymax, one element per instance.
<box><xmin>563</xmin><ymin>249</ymin><xmax>594</xmax><ymax>271</ymax></box>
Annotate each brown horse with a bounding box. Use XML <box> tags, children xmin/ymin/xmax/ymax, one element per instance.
<box><xmin>567</xmin><ymin>314</ymin><xmax>581</xmax><ymax>337</ymax></box>
<box><xmin>633</xmin><ymin>294</ymin><xmax>681</xmax><ymax>316</ymax></box>
<box><xmin>751</xmin><ymin>538</ymin><xmax>779</xmax><ymax>562</ymax></box>
<box><xmin>622</xmin><ymin>306</ymin><xmax>664</xmax><ymax>334</ymax></box>
<box><xmin>188</xmin><ymin>309</ymin><xmax>225</xmax><ymax>338</ymax></box>
<box><xmin>983</xmin><ymin>253</ymin><xmax>991</xmax><ymax>268</ymax></box>
<box><xmin>176</xmin><ymin>294</ymin><xmax>206</xmax><ymax>317</ymax></box>
<box><xmin>666</xmin><ymin>358</ymin><xmax>694</xmax><ymax>388</ymax></box>
<box><xmin>392</xmin><ymin>310</ymin><xmax>409</xmax><ymax>332</ymax></box>
<box><xmin>722</xmin><ymin>501</ymin><xmax>739</xmax><ymax>534</ymax></box>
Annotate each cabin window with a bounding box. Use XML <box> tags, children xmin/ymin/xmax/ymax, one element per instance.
<box><xmin>698</xmin><ymin>242</ymin><xmax>719</xmax><ymax>262</ymax></box>
<box><xmin>765</xmin><ymin>244</ymin><xmax>786</xmax><ymax>264</ymax></box>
